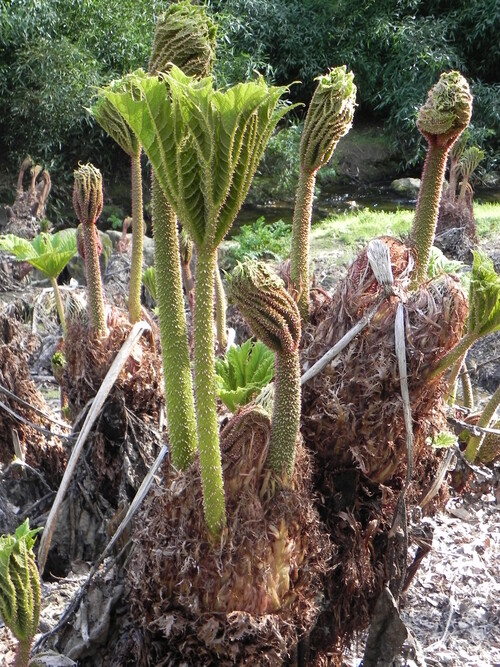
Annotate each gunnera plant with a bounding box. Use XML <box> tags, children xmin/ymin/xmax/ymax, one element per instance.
<box><xmin>290</xmin><ymin>66</ymin><xmax>356</xmax><ymax>320</ymax></box>
<box><xmin>299</xmin><ymin>73</ymin><xmax>473</xmax><ymax>662</ymax></box>
<box><xmin>73</xmin><ymin>163</ymin><xmax>107</xmax><ymax>337</ymax></box>
<box><xmin>105</xmin><ymin>65</ymin><xmax>293</xmax><ymax>535</ymax></box>
<box><xmin>92</xmin><ymin>90</ymin><xmax>145</xmax><ymax>324</ymax></box>
<box><xmin>0</xmin><ymin>520</ymin><xmax>41</xmax><ymax>667</ymax></box>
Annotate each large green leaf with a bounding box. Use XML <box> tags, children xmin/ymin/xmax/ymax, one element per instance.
<box><xmin>91</xmin><ymin>89</ymin><xmax>139</xmax><ymax>157</ymax></box>
<box><xmin>103</xmin><ymin>66</ymin><xmax>293</xmax><ymax>250</ymax></box>
<box><xmin>468</xmin><ymin>250</ymin><xmax>500</xmax><ymax>338</ymax></box>
<box><xmin>0</xmin><ymin>230</ymin><xmax>77</xmax><ymax>279</ymax></box>
<box><xmin>215</xmin><ymin>338</ymin><xmax>275</xmax><ymax>412</ymax></box>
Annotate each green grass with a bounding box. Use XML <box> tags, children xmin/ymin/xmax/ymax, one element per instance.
<box><xmin>475</xmin><ymin>202</ymin><xmax>500</xmax><ymax>238</ymax></box>
<box><xmin>310</xmin><ymin>202</ymin><xmax>500</xmax><ymax>267</ymax></box>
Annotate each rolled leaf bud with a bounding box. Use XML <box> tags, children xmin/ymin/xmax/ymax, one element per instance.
<box><xmin>73</xmin><ymin>163</ymin><xmax>103</xmax><ymax>227</ymax></box>
<box><xmin>73</xmin><ymin>164</ymin><xmax>107</xmax><ymax>335</ymax></box>
<box><xmin>417</xmin><ymin>71</ymin><xmax>472</xmax><ymax>147</ymax></box>
<box><xmin>410</xmin><ymin>72</ymin><xmax>472</xmax><ymax>286</ymax></box>
<box><xmin>92</xmin><ymin>95</ymin><xmax>139</xmax><ymax>158</ymax></box>
<box><xmin>0</xmin><ymin>520</ymin><xmax>41</xmax><ymax>645</ymax></box>
<box><xmin>229</xmin><ymin>261</ymin><xmax>302</xmax><ymax>478</ymax></box>
<box><xmin>228</xmin><ymin>261</ymin><xmax>301</xmax><ymax>356</ymax></box>
<box><xmin>299</xmin><ymin>66</ymin><xmax>356</xmax><ymax>173</ymax></box>
<box><xmin>149</xmin><ymin>0</ymin><xmax>216</xmax><ymax>77</ymax></box>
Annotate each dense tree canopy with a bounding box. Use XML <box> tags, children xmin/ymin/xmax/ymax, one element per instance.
<box><xmin>0</xmin><ymin>0</ymin><xmax>498</xmax><ymax>206</ymax></box>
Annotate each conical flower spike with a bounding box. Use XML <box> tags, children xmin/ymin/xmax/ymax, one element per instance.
<box><xmin>229</xmin><ymin>261</ymin><xmax>302</xmax><ymax>478</ymax></box>
<box><xmin>411</xmin><ymin>72</ymin><xmax>472</xmax><ymax>286</ymax></box>
<box><xmin>149</xmin><ymin>0</ymin><xmax>216</xmax><ymax>78</ymax></box>
<box><xmin>73</xmin><ymin>164</ymin><xmax>107</xmax><ymax>335</ymax></box>
<box><xmin>291</xmin><ymin>67</ymin><xmax>356</xmax><ymax>319</ymax></box>
<box><xmin>0</xmin><ymin>519</ymin><xmax>42</xmax><ymax>667</ymax></box>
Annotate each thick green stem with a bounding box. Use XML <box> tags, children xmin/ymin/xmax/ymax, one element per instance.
<box><xmin>129</xmin><ymin>151</ymin><xmax>144</xmax><ymax>324</ymax></box>
<box><xmin>410</xmin><ymin>141</ymin><xmax>449</xmax><ymax>288</ymax></box>
<box><xmin>214</xmin><ymin>255</ymin><xmax>227</xmax><ymax>350</ymax></box>
<box><xmin>82</xmin><ymin>224</ymin><xmax>107</xmax><ymax>336</ymax></box>
<box><xmin>14</xmin><ymin>639</ymin><xmax>31</xmax><ymax>667</ymax></box>
<box><xmin>194</xmin><ymin>247</ymin><xmax>226</xmax><ymax>535</ymax></box>
<box><xmin>465</xmin><ymin>383</ymin><xmax>500</xmax><ymax>462</ymax></box>
<box><xmin>429</xmin><ymin>332</ymin><xmax>476</xmax><ymax>380</ymax></box>
<box><xmin>268</xmin><ymin>350</ymin><xmax>301</xmax><ymax>479</ymax></box>
<box><xmin>152</xmin><ymin>175</ymin><xmax>197</xmax><ymax>469</ymax></box>
<box><xmin>290</xmin><ymin>167</ymin><xmax>316</xmax><ymax>320</ymax></box>
<box><xmin>50</xmin><ymin>276</ymin><xmax>66</xmax><ymax>335</ymax></box>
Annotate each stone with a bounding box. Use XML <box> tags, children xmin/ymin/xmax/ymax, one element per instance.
<box><xmin>391</xmin><ymin>178</ymin><xmax>421</xmax><ymax>198</ymax></box>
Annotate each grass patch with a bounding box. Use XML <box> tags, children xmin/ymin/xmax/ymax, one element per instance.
<box><xmin>475</xmin><ymin>202</ymin><xmax>500</xmax><ymax>238</ymax></box>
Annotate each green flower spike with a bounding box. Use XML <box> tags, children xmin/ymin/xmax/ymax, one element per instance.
<box><xmin>73</xmin><ymin>163</ymin><xmax>107</xmax><ymax>336</ymax></box>
<box><xmin>411</xmin><ymin>71</ymin><xmax>472</xmax><ymax>287</ymax></box>
<box><xmin>0</xmin><ymin>519</ymin><xmax>42</xmax><ymax>667</ymax></box>
<box><xmin>229</xmin><ymin>261</ymin><xmax>302</xmax><ymax>479</ymax></box>
<box><xmin>291</xmin><ymin>66</ymin><xmax>356</xmax><ymax>319</ymax></box>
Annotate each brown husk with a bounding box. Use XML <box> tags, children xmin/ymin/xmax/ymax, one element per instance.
<box><xmin>300</xmin><ymin>237</ymin><xmax>468</xmax><ymax>661</ymax></box>
<box><xmin>0</xmin><ymin>314</ymin><xmax>66</xmax><ymax>484</ymax></box>
<box><xmin>126</xmin><ymin>405</ymin><xmax>331</xmax><ymax>666</ymax></box>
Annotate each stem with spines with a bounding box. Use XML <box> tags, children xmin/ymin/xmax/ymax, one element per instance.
<box><xmin>129</xmin><ymin>151</ymin><xmax>144</xmax><ymax>323</ymax></box>
<box><xmin>50</xmin><ymin>276</ymin><xmax>67</xmax><ymax>335</ymax></box>
<box><xmin>465</xmin><ymin>383</ymin><xmax>500</xmax><ymax>462</ymax></box>
<box><xmin>152</xmin><ymin>175</ymin><xmax>198</xmax><ymax>469</ymax></box>
<box><xmin>290</xmin><ymin>169</ymin><xmax>316</xmax><ymax>318</ymax></box>
<box><xmin>194</xmin><ymin>246</ymin><xmax>226</xmax><ymax>534</ymax></box>
<box><xmin>410</xmin><ymin>71</ymin><xmax>472</xmax><ymax>287</ymax></box>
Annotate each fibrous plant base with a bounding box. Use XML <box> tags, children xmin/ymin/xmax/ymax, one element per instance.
<box><xmin>300</xmin><ymin>237</ymin><xmax>468</xmax><ymax>659</ymax></box>
<box><xmin>60</xmin><ymin>307</ymin><xmax>164</xmax><ymax>425</ymax></box>
<box><xmin>125</xmin><ymin>406</ymin><xmax>331</xmax><ymax>666</ymax></box>
<box><xmin>0</xmin><ymin>315</ymin><xmax>66</xmax><ymax>484</ymax></box>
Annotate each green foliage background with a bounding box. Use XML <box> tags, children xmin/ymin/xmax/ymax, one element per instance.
<box><xmin>0</xmin><ymin>0</ymin><xmax>498</xmax><ymax>209</ymax></box>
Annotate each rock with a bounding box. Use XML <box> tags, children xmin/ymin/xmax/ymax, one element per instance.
<box><xmin>391</xmin><ymin>178</ymin><xmax>421</xmax><ymax>198</ymax></box>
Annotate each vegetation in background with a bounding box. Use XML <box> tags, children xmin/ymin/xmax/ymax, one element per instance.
<box><xmin>228</xmin><ymin>217</ymin><xmax>291</xmax><ymax>266</ymax></box>
<box><xmin>0</xmin><ymin>0</ymin><xmax>498</xmax><ymax>215</ymax></box>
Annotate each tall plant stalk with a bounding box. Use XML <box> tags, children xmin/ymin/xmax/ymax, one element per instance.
<box><xmin>410</xmin><ymin>71</ymin><xmax>472</xmax><ymax>287</ymax></box>
<box><xmin>92</xmin><ymin>92</ymin><xmax>144</xmax><ymax>324</ymax></box>
<box><xmin>152</xmin><ymin>176</ymin><xmax>198</xmax><ymax>469</ymax></box>
<box><xmin>290</xmin><ymin>67</ymin><xmax>356</xmax><ymax>320</ymax></box>
<box><xmin>464</xmin><ymin>383</ymin><xmax>500</xmax><ymax>462</ymax></box>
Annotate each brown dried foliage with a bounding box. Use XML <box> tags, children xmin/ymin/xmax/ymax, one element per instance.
<box><xmin>126</xmin><ymin>405</ymin><xmax>331</xmax><ymax>666</ymax></box>
<box><xmin>60</xmin><ymin>307</ymin><xmax>164</xmax><ymax>424</ymax></box>
<box><xmin>0</xmin><ymin>316</ymin><xmax>66</xmax><ymax>484</ymax></box>
<box><xmin>302</xmin><ymin>238</ymin><xmax>468</xmax><ymax>483</ymax></box>
<box><xmin>299</xmin><ymin>238</ymin><xmax>468</xmax><ymax>660</ymax></box>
